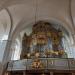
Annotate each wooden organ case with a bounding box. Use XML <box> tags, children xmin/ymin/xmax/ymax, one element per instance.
<box><xmin>20</xmin><ymin>21</ymin><xmax>66</xmax><ymax>59</ymax></box>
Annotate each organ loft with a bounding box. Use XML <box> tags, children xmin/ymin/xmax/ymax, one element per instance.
<box><xmin>7</xmin><ymin>21</ymin><xmax>74</xmax><ymax>75</ymax></box>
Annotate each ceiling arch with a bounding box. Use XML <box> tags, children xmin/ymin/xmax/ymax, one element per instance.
<box><xmin>0</xmin><ymin>9</ymin><xmax>11</xmax><ymax>39</ymax></box>
<box><xmin>10</xmin><ymin>18</ymin><xmax>73</xmax><ymax>43</ymax></box>
<box><xmin>0</xmin><ymin>0</ymin><xmax>74</xmax><ymax>31</ymax></box>
<box><xmin>0</xmin><ymin>0</ymin><xmax>74</xmax><ymax>34</ymax></box>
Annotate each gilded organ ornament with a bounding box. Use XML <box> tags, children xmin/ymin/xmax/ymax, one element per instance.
<box><xmin>31</xmin><ymin>59</ymin><xmax>44</xmax><ymax>69</ymax></box>
<box><xmin>20</xmin><ymin>21</ymin><xmax>66</xmax><ymax>59</ymax></box>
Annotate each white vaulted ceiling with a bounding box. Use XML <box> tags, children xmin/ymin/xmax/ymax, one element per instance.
<box><xmin>0</xmin><ymin>0</ymin><xmax>74</xmax><ymax>33</ymax></box>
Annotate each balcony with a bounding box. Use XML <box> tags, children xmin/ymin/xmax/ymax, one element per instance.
<box><xmin>7</xmin><ymin>58</ymin><xmax>75</xmax><ymax>71</ymax></box>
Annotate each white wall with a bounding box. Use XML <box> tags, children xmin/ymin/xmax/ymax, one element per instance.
<box><xmin>0</xmin><ymin>9</ymin><xmax>11</xmax><ymax>62</ymax></box>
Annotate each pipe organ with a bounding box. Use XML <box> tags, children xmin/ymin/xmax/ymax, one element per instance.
<box><xmin>7</xmin><ymin>21</ymin><xmax>75</xmax><ymax>75</ymax></box>
<box><xmin>20</xmin><ymin>21</ymin><xmax>67</xmax><ymax>59</ymax></box>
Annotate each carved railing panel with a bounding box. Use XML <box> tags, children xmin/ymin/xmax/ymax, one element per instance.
<box><xmin>7</xmin><ymin>58</ymin><xmax>75</xmax><ymax>71</ymax></box>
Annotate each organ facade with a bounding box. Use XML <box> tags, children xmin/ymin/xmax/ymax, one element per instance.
<box><xmin>20</xmin><ymin>21</ymin><xmax>66</xmax><ymax>59</ymax></box>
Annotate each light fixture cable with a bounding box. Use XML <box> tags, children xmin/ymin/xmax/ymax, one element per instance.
<box><xmin>35</xmin><ymin>0</ymin><xmax>38</xmax><ymax>24</ymax></box>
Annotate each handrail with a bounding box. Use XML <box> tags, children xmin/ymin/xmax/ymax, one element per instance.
<box><xmin>7</xmin><ymin>58</ymin><xmax>75</xmax><ymax>71</ymax></box>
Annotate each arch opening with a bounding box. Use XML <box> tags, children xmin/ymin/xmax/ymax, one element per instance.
<box><xmin>10</xmin><ymin>21</ymin><xmax>75</xmax><ymax>60</ymax></box>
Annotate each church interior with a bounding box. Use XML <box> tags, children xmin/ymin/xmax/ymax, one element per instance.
<box><xmin>0</xmin><ymin>0</ymin><xmax>75</xmax><ymax>75</ymax></box>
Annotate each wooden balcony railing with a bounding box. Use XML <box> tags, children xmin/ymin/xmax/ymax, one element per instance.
<box><xmin>7</xmin><ymin>58</ymin><xmax>75</xmax><ymax>71</ymax></box>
